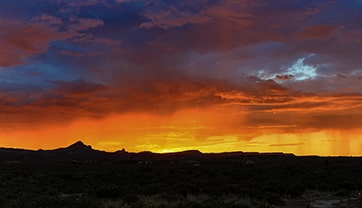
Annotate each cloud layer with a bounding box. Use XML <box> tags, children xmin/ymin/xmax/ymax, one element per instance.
<box><xmin>1</xmin><ymin>0</ymin><xmax>362</xmax><ymax>154</ymax></box>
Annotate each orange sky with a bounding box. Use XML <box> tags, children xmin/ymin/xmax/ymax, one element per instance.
<box><xmin>1</xmin><ymin>0</ymin><xmax>362</xmax><ymax>156</ymax></box>
<box><xmin>1</xmin><ymin>104</ymin><xmax>362</xmax><ymax>156</ymax></box>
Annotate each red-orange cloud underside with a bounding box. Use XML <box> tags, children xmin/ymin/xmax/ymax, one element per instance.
<box><xmin>1</xmin><ymin>0</ymin><xmax>362</xmax><ymax>156</ymax></box>
<box><xmin>1</xmin><ymin>104</ymin><xmax>362</xmax><ymax>156</ymax></box>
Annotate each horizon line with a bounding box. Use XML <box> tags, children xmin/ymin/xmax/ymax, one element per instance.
<box><xmin>1</xmin><ymin>140</ymin><xmax>360</xmax><ymax>157</ymax></box>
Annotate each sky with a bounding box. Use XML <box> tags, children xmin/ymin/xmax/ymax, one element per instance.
<box><xmin>1</xmin><ymin>0</ymin><xmax>362</xmax><ymax>156</ymax></box>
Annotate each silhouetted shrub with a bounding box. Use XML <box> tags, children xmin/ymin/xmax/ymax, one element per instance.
<box><xmin>96</xmin><ymin>185</ymin><xmax>120</xmax><ymax>199</ymax></box>
<box><xmin>334</xmin><ymin>189</ymin><xmax>350</xmax><ymax>197</ymax></box>
<box><xmin>263</xmin><ymin>192</ymin><xmax>285</xmax><ymax>206</ymax></box>
<box><xmin>123</xmin><ymin>194</ymin><xmax>140</xmax><ymax>204</ymax></box>
<box><xmin>1</xmin><ymin>156</ymin><xmax>362</xmax><ymax>207</ymax></box>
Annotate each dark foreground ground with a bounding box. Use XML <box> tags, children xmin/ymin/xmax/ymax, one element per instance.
<box><xmin>1</xmin><ymin>156</ymin><xmax>362</xmax><ymax>208</ymax></box>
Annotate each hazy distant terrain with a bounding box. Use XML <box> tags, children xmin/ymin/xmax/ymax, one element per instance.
<box><xmin>0</xmin><ymin>142</ymin><xmax>361</xmax><ymax>207</ymax></box>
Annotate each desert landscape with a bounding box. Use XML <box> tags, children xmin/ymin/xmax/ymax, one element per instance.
<box><xmin>0</xmin><ymin>142</ymin><xmax>361</xmax><ymax>208</ymax></box>
<box><xmin>1</xmin><ymin>0</ymin><xmax>362</xmax><ymax>207</ymax></box>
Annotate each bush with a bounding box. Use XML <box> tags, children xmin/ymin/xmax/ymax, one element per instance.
<box><xmin>263</xmin><ymin>192</ymin><xmax>285</xmax><ymax>206</ymax></box>
<box><xmin>96</xmin><ymin>185</ymin><xmax>120</xmax><ymax>199</ymax></box>
<box><xmin>123</xmin><ymin>194</ymin><xmax>140</xmax><ymax>204</ymax></box>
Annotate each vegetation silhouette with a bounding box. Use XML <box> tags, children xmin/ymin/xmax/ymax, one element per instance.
<box><xmin>0</xmin><ymin>141</ymin><xmax>361</xmax><ymax>207</ymax></box>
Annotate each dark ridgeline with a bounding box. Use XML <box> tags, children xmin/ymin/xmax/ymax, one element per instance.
<box><xmin>0</xmin><ymin>140</ymin><xmax>296</xmax><ymax>163</ymax></box>
<box><xmin>0</xmin><ymin>141</ymin><xmax>362</xmax><ymax>208</ymax></box>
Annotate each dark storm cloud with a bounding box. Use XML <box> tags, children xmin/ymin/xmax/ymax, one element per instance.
<box><xmin>49</xmin><ymin>79</ymin><xmax>107</xmax><ymax>96</ymax></box>
<box><xmin>0</xmin><ymin>0</ymin><xmax>362</xmax><ymax>131</ymax></box>
<box><xmin>0</xmin><ymin>19</ymin><xmax>65</xmax><ymax>67</ymax></box>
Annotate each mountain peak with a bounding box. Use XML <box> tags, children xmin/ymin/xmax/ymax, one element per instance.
<box><xmin>71</xmin><ymin>140</ymin><xmax>86</xmax><ymax>146</ymax></box>
<box><xmin>66</xmin><ymin>141</ymin><xmax>92</xmax><ymax>151</ymax></box>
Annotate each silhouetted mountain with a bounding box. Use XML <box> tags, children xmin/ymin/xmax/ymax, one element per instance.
<box><xmin>67</xmin><ymin>140</ymin><xmax>92</xmax><ymax>150</ymax></box>
<box><xmin>0</xmin><ymin>141</ymin><xmax>296</xmax><ymax>163</ymax></box>
<box><xmin>163</xmin><ymin>150</ymin><xmax>203</xmax><ymax>160</ymax></box>
<box><xmin>53</xmin><ymin>141</ymin><xmax>93</xmax><ymax>153</ymax></box>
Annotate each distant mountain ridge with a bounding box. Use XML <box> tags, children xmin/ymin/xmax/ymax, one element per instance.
<box><xmin>52</xmin><ymin>141</ymin><xmax>93</xmax><ymax>152</ymax></box>
<box><xmin>0</xmin><ymin>141</ymin><xmax>296</xmax><ymax>163</ymax></box>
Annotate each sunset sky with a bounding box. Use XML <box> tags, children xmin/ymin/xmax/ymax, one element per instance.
<box><xmin>1</xmin><ymin>0</ymin><xmax>362</xmax><ymax>155</ymax></box>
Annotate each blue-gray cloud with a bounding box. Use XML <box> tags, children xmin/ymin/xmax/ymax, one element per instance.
<box><xmin>1</xmin><ymin>0</ymin><xmax>362</xmax><ymax>129</ymax></box>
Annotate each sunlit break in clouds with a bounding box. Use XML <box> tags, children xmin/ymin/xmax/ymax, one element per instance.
<box><xmin>1</xmin><ymin>0</ymin><xmax>362</xmax><ymax>156</ymax></box>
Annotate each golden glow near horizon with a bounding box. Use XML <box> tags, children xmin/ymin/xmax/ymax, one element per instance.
<box><xmin>0</xmin><ymin>82</ymin><xmax>362</xmax><ymax>156</ymax></box>
<box><xmin>1</xmin><ymin>1</ymin><xmax>362</xmax><ymax>156</ymax></box>
<box><xmin>1</xmin><ymin>107</ymin><xmax>362</xmax><ymax>156</ymax></box>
